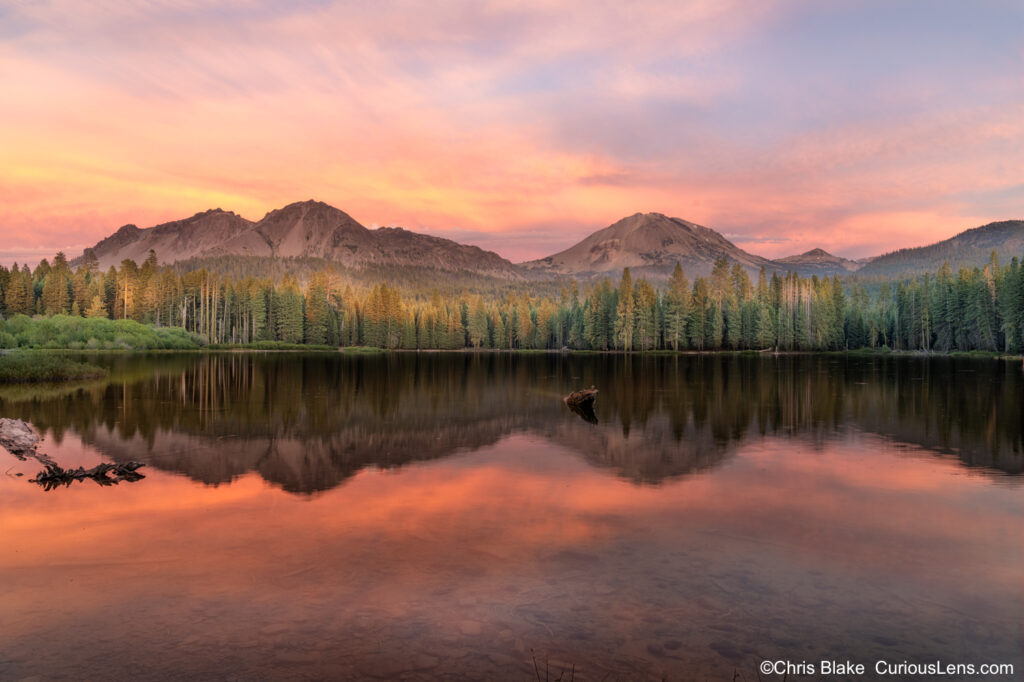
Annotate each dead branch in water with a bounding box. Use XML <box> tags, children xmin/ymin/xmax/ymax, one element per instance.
<box><xmin>3</xmin><ymin>417</ymin><xmax>146</xmax><ymax>490</ymax></box>
<box><xmin>31</xmin><ymin>461</ymin><xmax>146</xmax><ymax>491</ymax></box>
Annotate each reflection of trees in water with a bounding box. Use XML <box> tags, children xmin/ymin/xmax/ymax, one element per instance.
<box><xmin>1</xmin><ymin>353</ymin><xmax>1020</xmax><ymax>494</ymax></box>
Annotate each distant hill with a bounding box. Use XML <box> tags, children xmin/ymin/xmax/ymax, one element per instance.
<box><xmin>73</xmin><ymin>200</ymin><xmax>523</xmax><ymax>280</ymax></box>
<box><xmin>519</xmin><ymin>212</ymin><xmax>778</xmax><ymax>279</ymax></box>
<box><xmin>775</xmin><ymin>248</ymin><xmax>868</xmax><ymax>275</ymax></box>
<box><xmin>520</xmin><ymin>212</ymin><xmax>864</xmax><ymax>279</ymax></box>
<box><xmin>523</xmin><ymin>214</ymin><xmax>1024</xmax><ymax>281</ymax></box>
<box><xmin>856</xmin><ymin>220</ymin><xmax>1024</xmax><ymax>278</ymax></box>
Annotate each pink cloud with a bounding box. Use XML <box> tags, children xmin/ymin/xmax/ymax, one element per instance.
<box><xmin>0</xmin><ymin>2</ymin><xmax>1020</xmax><ymax>264</ymax></box>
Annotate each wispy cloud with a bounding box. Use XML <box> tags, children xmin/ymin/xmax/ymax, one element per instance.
<box><xmin>0</xmin><ymin>1</ymin><xmax>1021</xmax><ymax>262</ymax></box>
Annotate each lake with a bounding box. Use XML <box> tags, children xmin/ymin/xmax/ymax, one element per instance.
<box><xmin>1</xmin><ymin>353</ymin><xmax>1021</xmax><ymax>680</ymax></box>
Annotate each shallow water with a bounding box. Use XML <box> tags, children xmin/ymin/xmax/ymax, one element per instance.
<box><xmin>1</xmin><ymin>353</ymin><xmax>1021</xmax><ymax>680</ymax></box>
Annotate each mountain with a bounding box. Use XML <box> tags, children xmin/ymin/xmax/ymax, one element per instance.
<box><xmin>856</xmin><ymin>220</ymin><xmax>1024</xmax><ymax>278</ymax></box>
<box><xmin>519</xmin><ymin>212</ymin><xmax>777</xmax><ymax>279</ymax></box>
<box><xmin>73</xmin><ymin>200</ymin><xmax>523</xmax><ymax>279</ymax></box>
<box><xmin>74</xmin><ymin>202</ymin><xmax>1023</xmax><ymax>283</ymax></box>
<box><xmin>523</xmin><ymin>214</ymin><xmax>1024</xmax><ymax>280</ymax></box>
<box><xmin>775</xmin><ymin>248</ymin><xmax>867</xmax><ymax>275</ymax></box>
<box><xmin>80</xmin><ymin>209</ymin><xmax>254</xmax><ymax>268</ymax></box>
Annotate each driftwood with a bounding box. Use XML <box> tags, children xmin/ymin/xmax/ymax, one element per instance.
<box><xmin>31</xmin><ymin>461</ymin><xmax>146</xmax><ymax>491</ymax></box>
<box><xmin>564</xmin><ymin>386</ymin><xmax>599</xmax><ymax>424</ymax></box>
<box><xmin>2</xmin><ymin>417</ymin><xmax>146</xmax><ymax>490</ymax></box>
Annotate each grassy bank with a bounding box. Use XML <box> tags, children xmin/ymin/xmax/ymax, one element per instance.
<box><xmin>0</xmin><ymin>315</ymin><xmax>203</xmax><ymax>350</ymax></box>
<box><xmin>0</xmin><ymin>316</ymin><xmax>342</xmax><ymax>353</ymax></box>
<box><xmin>0</xmin><ymin>352</ymin><xmax>108</xmax><ymax>383</ymax></box>
<box><xmin>826</xmin><ymin>347</ymin><xmax>1023</xmax><ymax>360</ymax></box>
<box><xmin>207</xmin><ymin>341</ymin><xmax>336</xmax><ymax>351</ymax></box>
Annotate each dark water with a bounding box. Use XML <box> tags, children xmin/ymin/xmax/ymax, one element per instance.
<box><xmin>1</xmin><ymin>353</ymin><xmax>1021</xmax><ymax>680</ymax></box>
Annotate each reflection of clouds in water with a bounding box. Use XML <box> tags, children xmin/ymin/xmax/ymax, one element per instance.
<box><xmin>0</xmin><ymin>432</ymin><xmax>1020</xmax><ymax>680</ymax></box>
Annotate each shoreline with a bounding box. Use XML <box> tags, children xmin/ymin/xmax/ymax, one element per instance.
<box><xmin>3</xmin><ymin>346</ymin><xmax>1022</xmax><ymax>359</ymax></box>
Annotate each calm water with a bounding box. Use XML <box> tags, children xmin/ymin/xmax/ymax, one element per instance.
<box><xmin>0</xmin><ymin>353</ymin><xmax>1021</xmax><ymax>681</ymax></box>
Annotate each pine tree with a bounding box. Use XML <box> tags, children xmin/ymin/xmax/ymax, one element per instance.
<box><xmin>706</xmin><ymin>301</ymin><xmax>723</xmax><ymax>349</ymax></box>
<box><xmin>0</xmin><ymin>265</ymin><xmax>9</xmax><ymax>318</ymax></box>
<box><xmin>85</xmin><ymin>295</ymin><xmax>108</xmax><ymax>318</ymax></box>
<box><xmin>4</xmin><ymin>263</ymin><xmax>31</xmax><ymax>316</ymax></box>
<box><xmin>304</xmin><ymin>273</ymin><xmax>329</xmax><ymax>345</ymax></box>
<box><xmin>274</xmin><ymin>275</ymin><xmax>305</xmax><ymax>343</ymax></box>
<box><xmin>103</xmin><ymin>266</ymin><xmax>118</xmax><ymax>319</ymax></box>
<box><xmin>41</xmin><ymin>252</ymin><xmax>72</xmax><ymax>316</ymax></box>
<box><xmin>382</xmin><ymin>284</ymin><xmax>404</xmax><ymax>348</ymax></box>
<box><xmin>633</xmin><ymin>278</ymin><xmax>658</xmax><ymax>350</ymax></box>
<box><xmin>663</xmin><ymin>262</ymin><xmax>689</xmax><ymax>350</ymax></box>
<box><xmin>117</xmin><ymin>259</ymin><xmax>139</xmax><ymax>320</ymax></box>
<box><xmin>491</xmin><ymin>310</ymin><xmax>506</xmax><ymax>349</ymax></box>
<box><xmin>997</xmin><ymin>258</ymin><xmax>1021</xmax><ymax>352</ymax></box>
<box><xmin>250</xmin><ymin>281</ymin><xmax>269</xmax><ymax>341</ymax></box>
<box><xmin>689</xmin><ymin>278</ymin><xmax>709</xmax><ymax>350</ymax></box>
<box><xmin>723</xmin><ymin>296</ymin><xmax>741</xmax><ymax>349</ymax></box>
<box><xmin>614</xmin><ymin>268</ymin><xmax>635</xmax><ymax>351</ymax></box>
<box><xmin>466</xmin><ymin>296</ymin><xmax>488</xmax><ymax>347</ymax></box>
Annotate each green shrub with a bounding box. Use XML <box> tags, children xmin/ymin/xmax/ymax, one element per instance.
<box><xmin>0</xmin><ymin>315</ymin><xmax>205</xmax><ymax>351</ymax></box>
<box><xmin>0</xmin><ymin>352</ymin><xmax>108</xmax><ymax>383</ymax></box>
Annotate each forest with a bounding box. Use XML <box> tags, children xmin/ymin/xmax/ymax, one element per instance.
<box><xmin>1</xmin><ymin>247</ymin><xmax>1023</xmax><ymax>353</ymax></box>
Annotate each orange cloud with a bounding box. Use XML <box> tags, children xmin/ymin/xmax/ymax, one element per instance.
<box><xmin>0</xmin><ymin>2</ymin><xmax>1021</xmax><ymax>264</ymax></box>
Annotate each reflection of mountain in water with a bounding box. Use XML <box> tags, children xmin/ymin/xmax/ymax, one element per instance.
<box><xmin>544</xmin><ymin>413</ymin><xmax>733</xmax><ymax>484</ymax></box>
<box><xmin>84</xmin><ymin>417</ymin><xmax>520</xmax><ymax>494</ymax></box>
<box><xmin>2</xmin><ymin>353</ymin><xmax>1020</xmax><ymax>494</ymax></box>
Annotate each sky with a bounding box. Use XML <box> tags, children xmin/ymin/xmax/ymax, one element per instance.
<box><xmin>1</xmin><ymin>0</ymin><xmax>1022</xmax><ymax>266</ymax></box>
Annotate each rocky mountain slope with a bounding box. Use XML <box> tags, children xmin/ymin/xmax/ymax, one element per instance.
<box><xmin>73</xmin><ymin>200</ymin><xmax>523</xmax><ymax>279</ymax></box>
<box><xmin>519</xmin><ymin>212</ymin><xmax>778</xmax><ymax>279</ymax></box>
<box><xmin>73</xmin><ymin>202</ymin><xmax>1022</xmax><ymax>282</ymax></box>
<box><xmin>80</xmin><ymin>209</ymin><xmax>254</xmax><ymax>268</ymax></box>
<box><xmin>774</xmin><ymin>248</ymin><xmax>868</xmax><ymax>275</ymax></box>
<box><xmin>521</xmin><ymin>214</ymin><xmax>1024</xmax><ymax>279</ymax></box>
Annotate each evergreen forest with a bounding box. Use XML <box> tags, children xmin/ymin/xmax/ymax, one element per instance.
<box><xmin>2</xmin><ymin>247</ymin><xmax>1024</xmax><ymax>353</ymax></box>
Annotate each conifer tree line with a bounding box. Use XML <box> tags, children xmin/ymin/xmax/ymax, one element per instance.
<box><xmin>2</xmin><ymin>248</ymin><xmax>1024</xmax><ymax>353</ymax></box>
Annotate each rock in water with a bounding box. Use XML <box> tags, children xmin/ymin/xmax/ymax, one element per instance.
<box><xmin>0</xmin><ymin>418</ymin><xmax>40</xmax><ymax>457</ymax></box>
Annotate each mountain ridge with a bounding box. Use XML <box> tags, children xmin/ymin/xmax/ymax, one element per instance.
<box><xmin>72</xmin><ymin>201</ymin><xmax>1024</xmax><ymax>281</ymax></box>
<box><xmin>519</xmin><ymin>212</ymin><xmax>778</xmax><ymax>278</ymax></box>
<box><xmin>774</xmin><ymin>247</ymin><xmax>868</xmax><ymax>274</ymax></box>
<box><xmin>856</xmin><ymin>220</ymin><xmax>1024</xmax><ymax>278</ymax></box>
<box><xmin>73</xmin><ymin>200</ymin><xmax>524</xmax><ymax>279</ymax></box>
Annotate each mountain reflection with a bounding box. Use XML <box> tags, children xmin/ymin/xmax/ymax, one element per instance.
<box><xmin>1</xmin><ymin>352</ymin><xmax>1020</xmax><ymax>494</ymax></box>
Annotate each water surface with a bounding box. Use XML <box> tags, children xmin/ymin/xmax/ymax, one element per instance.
<box><xmin>1</xmin><ymin>353</ymin><xmax>1021</xmax><ymax>680</ymax></box>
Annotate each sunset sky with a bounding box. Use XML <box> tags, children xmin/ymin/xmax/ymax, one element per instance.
<box><xmin>1</xmin><ymin>0</ymin><xmax>1022</xmax><ymax>265</ymax></box>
